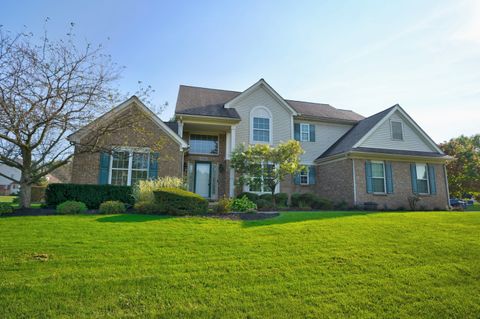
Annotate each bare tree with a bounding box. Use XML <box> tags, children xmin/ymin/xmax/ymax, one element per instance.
<box><xmin>0</xmin><ymin>23</ymin><xmax>123</xmax><ymax>207</ymax></box>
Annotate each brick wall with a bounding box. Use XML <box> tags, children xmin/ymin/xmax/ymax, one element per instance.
<box><xmin>71</xmin><ymin>103</ymin><xmax>183</xmax><ymax>184</ymax></box>
<box><xmin>316</xmin><ymin>159</ymin><xmax>355</xmax><ymax>205</ymax></box>
<box><xmin>354</xmin><ymin>159</ymin><xmax>449</xmax><ymax>210</ymax></box>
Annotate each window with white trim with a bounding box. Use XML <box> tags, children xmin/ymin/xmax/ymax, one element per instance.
<box><xmin>300</xmin><ymin>167</ymin><xmax>309</xmax><ymax>185</ymax></box>
<box><xmin>110</xmin><ymin>150</ymin><xmax>149</xmax><ymax>186</ymax></box>
<box><xmin>248</xmin><ymin>163</ymin><xmax>274</xmax><ymax>193</ymax></box>
<box><xmin>300</xmin><ymin>123</ymin><xmax>310</xmax><ymax>142</ymax></box>
<box><xmin>371</xmin><ymin>161</ymin><xmax>386</xmax><ymax>193</ymax></box>
<box><xmin>250</xmin><ymin>106</ymin><xmax>272</xmax><ymax>143</ymax></box>
<box><xmin>391</xmin><ymin>121</ymin><xmax>403</xmax><ymax>140</ymax></box>
<box><xmin>415</xmin><ymin>163</ymin><xmax>429</xmax><ymax>194</ymax></box>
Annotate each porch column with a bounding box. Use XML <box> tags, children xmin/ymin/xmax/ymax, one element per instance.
<box><xmin>229</xmin><ymin>125</ymin><xmax>237</xmax><ymax>197</ymax></box>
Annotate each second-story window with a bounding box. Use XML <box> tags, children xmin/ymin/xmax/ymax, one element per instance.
<box><xmin>253</xmin><ymin>117</ymin><xmax>270</xmax><ymax>142</ymax></box>
<box><xmin>300</xmin><ymin>123</ymin><xmax>310</xmax><ymax>141</ymax></box>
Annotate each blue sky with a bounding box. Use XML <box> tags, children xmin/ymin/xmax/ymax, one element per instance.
<box><xmin>2</xmin><ymin>0</ymin><xmax>479</xmax><ymax>142</ymax></box>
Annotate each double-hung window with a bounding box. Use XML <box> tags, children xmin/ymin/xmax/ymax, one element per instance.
<box><xmin>371</xmin><ymin>161</ymin><xmax>386</xmax><ymax>193</ymax></box>
<box><xmin>300</xmin><ymin>167</ymin><xmax>309</xmax><ymax>185</ymax></box>
<box><xmin>253</xmin><ymin>117</ymin><xmax>270</xmax><ymax>142</ymax></box>
<box><xmin>110</xmin><ymin>149</ymin><xmax>149</xmax><ymax>186</ymax></box>
<box><xmin>415</xmin><ymin>163</ymin><xmax>429</xmax><ymax>194</ymax></box>
<box><xmin>300</xmin><ymin>123</ymin><xmax>310</xmax><ymax>142</ymax></box>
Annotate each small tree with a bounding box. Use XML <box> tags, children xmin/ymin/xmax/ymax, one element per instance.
<box><xmin>230</xmin><ymin>140</ymin><xmax>304</xmax><ymax>208</ymax></box>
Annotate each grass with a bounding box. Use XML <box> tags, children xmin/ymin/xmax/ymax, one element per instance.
<box><xmin>0</xmin><ymin>195</ymin><xmax>41</xmax><ymax>208</ymax></box>
<box><xmin>467</xmin><ymin>203</ymin><xmax>480</xmax><ymax>211</ymax></box>
<box><xmin>0</xmin><ymin>211</ymin><xmax>479</xmax><ymax>318</ymax></box>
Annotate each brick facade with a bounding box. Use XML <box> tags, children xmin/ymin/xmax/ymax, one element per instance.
<box><xmin>316</xmin><ymin>159</ymin><xmax>355</xmax><ymax>204</ymax></box>
<box><xmin>71</xmin><ymin>103</ymin><xmax>183</xmax><ymax>184</ymax></box>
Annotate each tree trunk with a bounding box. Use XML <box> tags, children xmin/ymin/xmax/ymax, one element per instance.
<box><xmin>20</xmin><ymin>182</ymin><xmax>32</xmax><ymax>208</ymax></box>
<box><xmin>271</xmin><ymin>187</ymin><xmax>276</xmax><ymax>209</ymax></box>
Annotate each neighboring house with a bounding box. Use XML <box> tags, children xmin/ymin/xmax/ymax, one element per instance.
<box><xmin>69</xmin><ymin>79</ymin><xmax>452</xmax><ymax>210</ymax></box>
<box><xmin>0</xmin><ymin>163</ymin><xmax>21</xmax><ymax>195</ymax></box>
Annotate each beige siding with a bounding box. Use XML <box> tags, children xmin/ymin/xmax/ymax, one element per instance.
<box><xmin>295</xmin><ymin>120</ymin><xmax>352</xmax><ymax>163</ymax></box>
<box><xmin>360</xmin><ymin>110</ymin><xmax>437</xmax><ymax>152</ymax></box>
<box><xmin>229</xmin><ymin>86</ymin><xmax>293</xmax><ymax>147</ymax></box>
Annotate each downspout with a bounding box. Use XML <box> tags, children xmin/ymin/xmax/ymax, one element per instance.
<box><xmin>443</xmin><ymin>164</ymin><xmax>451</xmax><ymax>210</ymax></box>
<box><xmin>352</xmin><ymin>158</ymin><xmax>357</xmax><ymax>206</ymax></box>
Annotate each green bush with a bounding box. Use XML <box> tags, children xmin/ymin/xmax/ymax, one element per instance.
<box><xmin>290</xmin><ymin>193</ymin><xmax>302</xmax><ymax>207</ymax></box>
<box><xmin>45</xmin><ymin>184</ymin><xmax>133</xmax><ymax>209</ymax></box>
<box><xmin>236</xmin><ymin>192</ymin><xmax>259</xmax><ymax>203</ymax></box>
<box><xmin>0</xmin><ymin>202</ymin><xmax>14</xmax><ymax>215</ymax></box>
<box><xmin>256</xmin><ymin>199</ymin><xmax>272</xmax><ymax>210</ymax></box>
<box><xmin>213</xmin><ymin>197</ymin><xmax>232</xmax><ymax>214</ymax></box>
<box><xmin>153</xmin><ymin>188</ymin><xmax>208</xmax><ymax>216</ymax></box>
<box><xmin>231</xmin><ymin>196</ymin><xmax>257</xmax><ymax>212</ymax></box>
<box><xmin>56</xmin><ymin>201</ymin><xmax>87</xmax><ymax>214</ymax></box>
<box><xmin>334</xmin><ymin>200</ymin><xmax>348</xmax><ymax>210</ymax></box>
<box><xmin>275</xmin><ymin>193</ymin><xmax>289</xmax><ymax>207</ymax></box>
<box><xmin>312</xmin><ymin>197</ymin><xmax>333</xmax><ymax>210</ymax></box>
<box><xmin>132</xmin><ymin>177</ymin><xmax>185</xmax><ymax>203</ymax></box>
<box><xmin>134</xmin><ymin>201</ymin><xmax>165</xmax><ymax>214</ymax></box>
<box><xmin>299</xmin><ymin>193</ymin><xmax>317</xmax><ymax>207</ymax></box>
<box><xmin>99</xmin><ymin>201</ymin><xmax>126</xmax><ymax>214</ymax></box>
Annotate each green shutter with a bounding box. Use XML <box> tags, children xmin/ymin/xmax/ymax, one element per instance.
<box><xmin>293</xmin><ymin>173</ymin><xmax>300</xmax><ymax>185</ymax></box>
<box><xmin>148</xmin><ymin>153</ymin><xmax>159</xmax><ymax>179</ymax></box>
<box><xmin>428</xmin><ymin>164</ymin><xmax>436</xmax><ymax>195</ymax></box>
<box><xmin>309</xmin><ymin>124</ymin><xmax>315</xmax><ymax>142</ymax></box>
<box><xmin>98</xmin><ymin>152</ymin><xmax>110</xmax><ymax>185</ymax></box>
<box><xmin>410</xmin><ymin>163</ymin><xmax>418</xmax><ymax>194</ymax></box>
<box><xmin>294</xmin><ymin>123</ymin><xmax>300</xmax><ymax>141</ymax></box>
<box><xmin>365</xmin><ymin>161</ymin><xmax>373</xmax><ymax>193</ymax></box>
<box><xmin>308</xmin><ymin>165</ymin><xmax>316</xmax><ymax>184</ymax></box>
<box><xmin>385</xmin><ymin>162</ymin><xmax>393</xmax><ymax>194</ymax></box>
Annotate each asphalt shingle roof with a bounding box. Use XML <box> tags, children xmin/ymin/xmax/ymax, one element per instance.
<box><xmin>175</xmin><ymin>85</ymin><xmax>364</xmax><ymax>122</ymax></box>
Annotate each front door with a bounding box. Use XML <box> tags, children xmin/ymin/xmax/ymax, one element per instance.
<box><xmin>194</xmin><ymin>162</ymin><xmax>211</xmax><ymax>198</ymax></box>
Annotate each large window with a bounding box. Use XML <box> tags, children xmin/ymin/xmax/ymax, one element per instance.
<box><xmin>300</xmin><ymin>123</ymin><xmax>310</xmax><ymax>142</ymax></box>
<box><xmin>415</xmin><ymin>163</ymin><xmax>429</xmax><ymax>194</ymax></box>
<box><xmin>371</xmin><ymin>161</ymin><xmax>386</xmax><ymax>193</ymax></box>
<box><xmin>248</xmin><ymin>163</ymin><xmax>274</xmax><ymax>193</ymax></box>
<box><xmin>391</xmin><ymin>121</ymin><xmax>403</xmax><ymax>140</ymax></box>
<box><xmin>110</xmin><ymin>150</ymin><xmax>149</xmax><ymax>186</ymax></box>
<box><xmin>190</xmin><ymin>134</ymin><xmax>218</xmax><ymax>155</ymax></box>
<box><xmin>253</xmin><ymin>117</ymin><xmax>270</xmax><ymax>142</ymax></box>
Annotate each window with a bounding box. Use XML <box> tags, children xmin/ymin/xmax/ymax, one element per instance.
<box><xmin>391</xmin><ymin>121</ymin><xmax>403</xmax><ymax>140</ymax></box>
<box><xmin>300</xmin><ymin>167</ymin><xmax>309</xmax><ymax>185</ymax></box>
<box><xmin>415</xmin><ymin>163</ymin><xmax>429</xmax><ymax>194</ymax></box>
<box><xmin>371</xmin><ymin>161</ymin><xmax>386</xmax><ymax>193</ymax></box>
<box><xmin>300</xmin><ymin>124</ymin><xmax>310</xmax><ymax>142</ymax></box>
<box><xmin>253</xmin><ymin>117</ymin><xmax>270</xmax><ymax>142</ymax></box>
<box><xmin>248</xmin><ymin>163</ymin><xmax>274</xmax><ymax>193</ymax></box>
<box><xmin>190</xmin><ymin>134</ymin><xmax>218</xmax><ymax>155</ymax></box>
<box><xmin>110</xmin><ymin>150</ymin><xmax>149</xmax><ymax>186</ymax></box>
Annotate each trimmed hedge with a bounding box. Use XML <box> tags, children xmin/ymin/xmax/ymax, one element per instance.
<box><xmin>153</xmin><ymin>187</ymin><xmax>208</xmax><ymax>216</ymax></box>
<box><xmin>274</xmin><ymin>193</ymin><xmax>289</xmax><ymax>207</ymax></box>
<box><xmin>56</xmin><ymin>201</ymin><xmax>88</xmax><ymax>214</ymax></box>
<box><xmin>45</xmin><ymin>183</ymin><xmax>133</xmax><ymax>209</ymax></box>
<box><xmin>0</xmin><ymin>202</ymin><xmax>14</xmax><ymax>215</ymax></box>
<box><xmin>99</xmin><ymin>201</ymin><xmax>126</xmax><ymax>214</ymax></box>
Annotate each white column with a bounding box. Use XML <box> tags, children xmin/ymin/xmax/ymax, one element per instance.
<box><xmin>177</xmin><ymin>120</ymin><xmax>184</xmax><ymax>138</ymax></box>
<box><xmin>229</xmin><ymin>168</ymin><xmax>235</xmax><ymax>198</ymax></box>
<box><xmin>229</xmin><ymin>125</ymin><xmax>237</xmax><ymax>198</ymax></box>
<box><xmin>226</xmin><ymin>132</ymin><xmax>231</xmax><ymax>160</ymax></box>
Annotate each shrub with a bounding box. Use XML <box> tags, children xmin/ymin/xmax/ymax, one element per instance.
<box><xmin>153</xmin><ymin>188</ymin><xmax>208</xmax><ymax>216</ymax></box>
<box><xmin>231</xmin><ymin>195</ymin><xmax>257</xmax><ymax>212</ymax></box>
<box><xmin>134</xmin><ymin>201</ymin><xmax>165</xmax><ymax>214</ymax></box>
<box><xmin>290</xmin><ymin>193</ymin><xmax>302</xmax><ymax>207</ymax></box>
<box><xmin>408</xmin><ymin>195</ymin><xmax>421</xmax><ymax>211</ymax></box>
<box><xmin>333</xmin><ymin>200</ymin><xmax>348</xmax><ymax>210</ymax></box>
<box><xmin>31</xmin><ymin>186</ymin><xmax>46</xmax><ymax>202</ymax></box>
<box><xmin>56</xmin><ymin>201</ymin><xmax>87</xmax><ymax>214</ymax></box>
<box><xmin>214</xmin><ymin>197</ymin><xmax>232</xmax><ymax>214</ymax></box>
<box><xmin>256</xmin><ymin>199</ymin><xmax>272</xmax><ymax>210</ymax></box>
<box><xmin>363</xmin><ymin>202</ymin><xmax>378</xmax><ymax>211</ymax></box>
<box><xmin>259</xmin><ymin>193</ymin><xmax>273</xmax><ymax>202</ymax></box>
<box><xmin>236</xmin><ymin>192</ymin><xmax>259</xmax><ymax>203</ymax></box>
<box><xmin>132</xmin><ymin>177</ymin><xmax>185</xmax><ymax>203</ymax></box>
<box><xmin>99</xmin><ymin>201</ymin><xmax>126</xmax><ymax>214</ymax></box>
<box><xmin>312</xmin><ymin>197</ymin><xmax>333</xmax><ymax>210</ymax></box>
<box><xmin>46</xmin><ymin>184</ymin><xmax>133</xmax><ymax>209</ymax></box>
<box><xmin>0</xmin><ymin>202</ymin><xmax>14</xmax><ymax>215</ymax></box>
<box><xmin>275</xmin><ymin>193</ymin><xmax>289</xmax><ymax>208</ymax></box>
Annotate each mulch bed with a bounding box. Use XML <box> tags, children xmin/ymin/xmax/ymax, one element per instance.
<box><xmin>203</xmin><ymin>212</ymin><xmax>279</xmax><ymax>220</ymax></box>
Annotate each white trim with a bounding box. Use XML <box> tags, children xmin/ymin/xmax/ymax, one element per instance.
<box><xmin>229</xmin><ymin>168</ymin><xmax>235</xmax><ymax>198</ymax></box>
<box><xmin>224</xmin><ymin>79</ymin><xmax>298</xmax><ymax>115</ymax></box>
<box><xmin>300</xmin><ymin>123</ymin><xmax>310</xmax><ymax>142</ymax></box>
<box><xmin>443</xmin><ymin>164</ymin><xmax>451</xmax><ymax>208</ymax></box>
<box><xmin>108</xmin><ymin>148</ymin><xmax>150</xmax><ymax>186</ymax></box>
<box><xmin>300</xmin><ymin>167</ymin><xmax>309</xmax><ymax>185</ymax></box>
<box><xmin>250</xmin><ymin>106</ymin><xmax>273</xmax><ymax>145</ymax></box>
<box><xmin>68</xmin><ymin>96</ymin><xmax>188</xmax><ymax>149</ymax></box>
<box><xmin>188</xmin><ymin>133</ymin><xmax>220</xmax><ymax>156</ymax></box>
<box><xmin>415</xmin><ymin>163</ymin><xmax>430</xmax><ymax>195</ymax></box>
<box><xmin>226</xmin><ymin>132</ymin><xmax>231</xmax><ymax>160</ymax></box>
<box><xmin>371</xmin><ymin>160</ymin><xmax>387</xmax><ymax>194</ymax></box>
<box><xmin>352</xmin><ymin>159</ymin><xmax>357</xmax><ymax>205</ymax></box>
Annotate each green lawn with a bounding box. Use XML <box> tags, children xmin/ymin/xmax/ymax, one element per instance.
<box><xmin>1</xmin><ymin>212</ymin><xmax>479</xmax><ymax>318</ymax></box>
<box><xmin>0</xmin><ymin>195</ymin><xmax>41</xmax><ymax>208</ymax></box>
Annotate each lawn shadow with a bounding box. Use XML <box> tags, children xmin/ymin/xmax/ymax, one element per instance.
<box><xmin>242</xmin><ymin>211</ymin><xmax>382</xmax><ymax>227</ymax></box>
<box><xmin>96</xmin><ymin>214</ymin><xmax>173</xmax><ymax>223</ymax></box>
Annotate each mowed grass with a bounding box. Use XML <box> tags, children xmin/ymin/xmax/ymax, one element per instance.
<box><xmin>0</xmin><ymin>195</ymin><xmax>41</xmax><ymax>208</ymax></box>
<box><xmin>1</xmin><ymin>212</ymin><xmax>479</xmax><ymax>318</ymax></box>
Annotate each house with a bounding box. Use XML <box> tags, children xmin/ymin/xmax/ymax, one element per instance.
<box><xmin>0</xmin><ymin>163</ymin><xmax>21</xmax><ymax>195</ymax></box>
<box><xmin>69</xmin><ymin>79</ymin><xmax>452</xmax><ymax>210</ymax></box>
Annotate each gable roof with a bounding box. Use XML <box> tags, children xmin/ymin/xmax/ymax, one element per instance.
<box><xmin>317</xmin><ymin>104</ymin><xmax>445</xmax><ymax>160</ymax></box>
<box><xmin>175</xmin><ymin>81</ymin><xmax>364</xmax><ymax>123</ymax></box>
<box><xmin>68</xmin><ymin>96</ymin><xmax>188</xmax><ymax>149</ymax></box>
